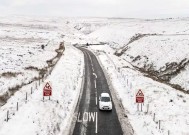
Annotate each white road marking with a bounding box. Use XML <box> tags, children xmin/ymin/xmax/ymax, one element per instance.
<box><xmin>95</xmin><ymin>112</ymin><xmax>98</xmax><ymax>134</ymax></box>
<box><xmin>89</xmin><ymin>112</ymin><xmax>95</xmax><ymax>122</ymax></box>
<box><xmin>94</xmin><ymin>79</ymin><xmax>96</xmax><ymax>88</ymax></box>
<box><xmin>92</xmin><ymin>66</ymin><xmax>94</xmax><ymax>72</ymax></box>
<box><xmin>96</xmin><ymin>96</ymin><xmax>97</xmax><ymax>105</ymax></box>
<box><xmin>77</xmin><ymin>111</ymin><xmax>98</xmax><ymax>134</ymax></box>
<box><xmin>77</xmin><ymin>112</ymin><xmax>97</xmax><ymax>122</ymax></box>
<box><xmin>93</xmin><ymin>73</ymin><xmax>97</xmax><ymax>79</ymax></box>
<box><xmin>78</xmin><ymin>50</ymin><xmax>98</xmax><ymax>134</ymax></box>
<box><xmin>94</xmin><ymin>79</ymin><xmax>97</xmax><ymax>105</ymax></box>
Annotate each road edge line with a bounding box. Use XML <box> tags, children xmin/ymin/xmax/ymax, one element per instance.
<box><xmin>95</xmin><ymin>112</ymin><xmax>98</xmax><ymax>134</ymax></box>
<box><xmin>67</xmin><ymin>46</ymin><xmax>86</xmax><ymax>135</ymax></box>
<box><xmin>91</xmin><ymin>50</ymin><xmax>135</xmax><ymax>135</ymax></box>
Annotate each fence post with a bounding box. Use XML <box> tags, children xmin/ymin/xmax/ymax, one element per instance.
<box><xmin>50</xmin><ymin>69</ymin><xmax>51</xmax><ymax>75</ymax></box>
<box><xmin>7</xmin><ymin>110</ymin><xmax>9</xmax><ymax>122</ymax></box>
<box><xmin>141</xmin><ymin>103</ymin><xmax>143</xmax><ymax>111</ymax></box>
<box><xmin>31</xmin><ymin>87</ymin><xmax>33</xmax><ymax>94</ymax></box>
<box><xmin>153</xmin><ymin>113</ymin><xmax>156</xmax><ymax>122</ymax></box>
<box><xmin>17</xmin><ymin>102</ymin><xmax>18</xmax><ymax>111</ymax></box>
<box><xmin>137</xmin><ymin>103</ymin><xmax>139</xmax><ymax>111</ymax></box>
<box><xmin>168</xmin><ymin>130</ymin><xmax>170</xmax><ymax>135</ymax></box>
<box><xmin>159</xmin><ymin>120</ymin><xmax>161</xmax><ymax>129</ymax></box>
<box><xmin>26</xmin><ymin>92</ymin><xmax>27</xmax><ymax>102</ymax></box>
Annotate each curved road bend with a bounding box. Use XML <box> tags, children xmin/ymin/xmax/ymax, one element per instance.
<box><xmin>72</xmin><ymin>47</ymin><xmax>123</xmax><ymax>135</ymax></box>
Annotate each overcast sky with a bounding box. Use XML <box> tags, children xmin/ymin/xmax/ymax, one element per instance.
<box><xmin>1</xmin><ymin>0</ymin><xmax>189</xmax><ymax>18</ymax></box>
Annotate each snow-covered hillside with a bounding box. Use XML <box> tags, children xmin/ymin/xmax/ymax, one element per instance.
<box><xmin>0</xmin><ymin>16</ymin><xmax>88</xmax><ymax>135</ymax></box>
<box><xmin>62</xmin><ymin>17</ymin><xmax>189</xmax><ymax>135</ymax></box>
<box><xmin>120</xmin><ymin>35</ymin><xmax>189</xmax><ymax>91</ymax></box>
<box><xmin>0</xmin><ymin>16</ymin><xmax>189</xmax><ymax>135</ymax></box>
<box><xmin>64</xmin><ymin>17</ymin><xmax>189</xmax><ymax>92</ymax></box>
<box><xmin>0</xmin><ymin>16</ymin><xmax>68</xmax><ymax>105</ymax></box>
<box><xmin>89</xmin><ymin>45</ymin><xmax>189</xmax><ymax>135</ymax></box>
<box><xmin>0</xmin><ymin>44</ymin><xmax>84</xmax><ymax>135</ymax></box>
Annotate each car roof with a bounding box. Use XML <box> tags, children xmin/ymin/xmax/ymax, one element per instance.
<box><xmin>101</xmin><ymin>93</ymin><xmax>110</xmax><ymax>97</ymax></box>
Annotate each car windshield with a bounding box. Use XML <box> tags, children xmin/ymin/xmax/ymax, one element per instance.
<box><xmin>101</xmin><ymin>97</ymin><xmax>110</xmax><ymax>102</ymax></box>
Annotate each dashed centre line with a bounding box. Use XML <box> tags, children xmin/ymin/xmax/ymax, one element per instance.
<box><xmin>95</xmin><ymin>112</ymin><xmax>98</xmax><ymax>134</ymax></box>
<box><xmin>94</xmin><ymin>79</ymin><xmax>96</xmax><ymax>88</ymax></box>
<box><xmin>96</xmin><ymin>96</ymin><xmax>97</xmax><ymax>105</ymax></box>
<box><xmin>93</xmin><ymin>73</ymin><xmax>97</xmax><ymax>79</ymax></box>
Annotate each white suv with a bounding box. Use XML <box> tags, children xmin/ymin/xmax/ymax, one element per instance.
<box><xmin>99</xmin><ymin>93</ymin><xmax>112</xmax><ymax>111</ymax></box>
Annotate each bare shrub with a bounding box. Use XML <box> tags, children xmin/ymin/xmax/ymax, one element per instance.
<box><xmin>1</xmin><ymin>72</ymin><xmax>21</xmax><ymax>78</ymax></box>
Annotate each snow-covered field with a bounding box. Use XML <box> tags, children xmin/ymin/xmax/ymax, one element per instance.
<box><xmin>0</xmin><ymin>44</ymin><xmax>84</xmax><ymax>135</ymax></box>
<box><xmin>0</xmin><ymin>16</ymin><xmax>85</xmax><ymax>134</ymax></box>
<box><xmin>89</xmin><ymin>45</ymin><xmax>189</xmax><ymax>135</ymax></box>
<box><xmin>65</xmin><ymin>18</ymin><xmax>189</xmax><ymax>92</ymax></box>
<box><xmin>0</xmin><ymin>16</ymin><xmax>66</xmax><ymax>105</ymax></box>
<box><xmin>120</xmin><ymin>35</ymin><xmax>189</xmax><ymax>91</ymax></box>
<box><xmin>63</xmin><ymin>18</ymin><xmax>189</xmax><ymax>135</ymax></box>
<box><xmin>1</xmin><ymin>16</ymin><xmax>189</xmax><ymax>135</ymax></box>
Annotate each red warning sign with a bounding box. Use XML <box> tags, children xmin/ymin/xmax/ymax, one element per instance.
<box><xmin>43</xmin><ymin>82</ymin><xmax>52</xmax><ymax>96</ymax></box>
<box><xmin>136</xmin><ymin>89</ymin><xmax>144</xmax><ymax>103</ymax></box>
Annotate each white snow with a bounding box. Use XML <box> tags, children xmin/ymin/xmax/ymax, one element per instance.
<box><xmin>123</xmin><ymin>35</ymin><xmax>189</xmax><ymax>69</ymax></box>
<box><xmin>0</xmin><ymin>16</ymin><xmax>64</xmax><ymax>95</ymax></box>
<box><xmin>1</xmin><ymin>16</ymin><xmax>189</xmax><ymax>135</ymax></box>
<box><xmin>0</xmin><ymin>44</ymin><xmax>84</xmax><ymax>135</ymax></box>
<box><xmin>63</xmin><ymin>17</ymin><xmax>189</xmax><ymax>134</ymax></box>
<box><xmin>68</xmin><ymin>17</ymin><xmax>189</xmax><ymax>91</ymax></box>
<box><xmin>89</xmin><ymin>45</ymin><xmax>189</xmax><ymax>135</ymax></box>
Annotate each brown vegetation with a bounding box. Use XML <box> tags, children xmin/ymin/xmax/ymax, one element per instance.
<box><xmin>0</xmin><ymin>42</ymin><xmax>65</xmax><ymax>106</ymax></box>
<box><xmin>1</xmin><ymin>72</ymin><xmax>22</xmax><ymax>78</ymax></box>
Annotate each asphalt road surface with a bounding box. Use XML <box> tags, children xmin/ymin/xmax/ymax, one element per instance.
<box><xmin>73</xmin><ymin>47</ymin><xmax>123</xmax><ymax>135</ymax></box>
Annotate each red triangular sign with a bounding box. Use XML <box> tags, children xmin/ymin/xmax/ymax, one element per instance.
<box><xmin>44</xmin><ymin>82</ymin><xmax>52</xmax><ymax>90</ymax></box>
<box><xmin>136</xmin><ymin>89</ymin><xmax>144</xmax><ymax>97</ymax></box>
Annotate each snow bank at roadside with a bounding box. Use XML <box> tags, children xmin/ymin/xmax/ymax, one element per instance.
<box><xmin>0</xmin><ymin>44</ymin><xmax>84</xmax><ymax>135</ymax></box>
<box><xmin>122</xmin><ymin>35</ymin><xmax>189</xmax><ymax>70</ymax></box>
<box><xmin>119</xmin><ymin>35</ymin><xmax>189</xmax><ymax>91</ymax></box>
<box><xmin>89</xmin><ymin>45</ymin><xmax>189</xmax><ymax>135</ymax></box>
